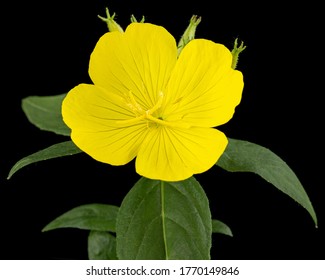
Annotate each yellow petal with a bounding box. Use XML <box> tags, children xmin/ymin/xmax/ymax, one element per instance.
<box><xmin>89</xmin><ymin>23</ymin><xmax>177</xmax><ymax>110</ymax></box>
<box><xmin>163</xmin><ymin>39</ymin><xmax>243</xmax><ymax>127</ymax></box>
<box><xmin>136</xmin><ymin>126</ymin><xmax>227</xmax><ymax>181</ymax></box>
<box><xmin>62</xmin><ymin>84</ymin><xmax>148</xmax><ymax>165</ymax></box>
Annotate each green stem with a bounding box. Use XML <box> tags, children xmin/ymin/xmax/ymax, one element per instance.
<box><xmin>160</xmin><ymin>181</ymin><xmax>169</xmax><ymax>260</ymax></box>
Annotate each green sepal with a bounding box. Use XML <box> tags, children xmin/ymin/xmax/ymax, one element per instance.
<box><xmin>42</xmin><ymin>203</ymin><xmax>119</xmax><ymax>232</ymax></box>
<box><xmin>216</xmin><ymin>138</ymin><xmax>317</xmax><ymax>227</ymax></box>
<box><xmin>7</xmin><ymin>141</ymin><xmax>81</xmax><ymax>179</ymax></box>
<box><xmin>22</xmin><ymin>93</ymin><xmax>70</xmax><ymax>136</ymax></box>
<box><xmin>88</xmin><ymin>231</ymin><xmax>118</xmax><ymax>260</ymax></box>
<box><xmin>116</xmin><ymin>176</ymin><xmax>212</xmax><ymax>260</ymax></box>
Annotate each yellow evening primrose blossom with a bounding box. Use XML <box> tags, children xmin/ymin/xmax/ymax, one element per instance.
<box><xmin>62</xmin><ymin>23</ymin><xmax>244</xmax><ymax>181</ymax></box>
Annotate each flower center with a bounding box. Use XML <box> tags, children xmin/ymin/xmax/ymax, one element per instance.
<box><xmin>117</xmin><ymin>91</ymin><xmax>190</xmax><ymax>129</ymax></box>
<box><xmin>127</xmin><ymin>90</ymin><xmax>163</xmax><ymax>117</ymax></box>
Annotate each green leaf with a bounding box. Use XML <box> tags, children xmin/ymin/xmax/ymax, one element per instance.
<box><xmin>7</xmin><ymin>141</ymin><xmax>82</xmax><ymax>179</ymax></box>
<box><xmin>212</xmin><ymin>219</ymin><xmax>233</xmax><ymax>237</ymax></box>
<box><xmin>42</xmin><ymin>203</ymin><xmax>119</xmax><ymax>232</ymax></box>
<box><xmin>216</xmin><ymin>138</ymin><xmax>318</xmax><ymax>226</ymax></box>
<box><xmin>88</xmin><ymin>231</ymin><xmax>118</xmax><ymax>260</ymax></box>
<box><xmin>22</xmin><ymin>94</ymin><xmax>70</xmax><ymax>136</ymax></box>
<box><xmin>116</xmin><ymin>177</ymin><xmax>212</xmax><ymax>260</ymax></box>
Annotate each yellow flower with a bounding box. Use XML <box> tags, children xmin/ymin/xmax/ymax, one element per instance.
<box><xmin>62</xmin><ymin>23</ymin><xmax>243</xmax><ymax>181</ymax></box>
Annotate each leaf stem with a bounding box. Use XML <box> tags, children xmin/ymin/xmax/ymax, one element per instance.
<box><xmin>160</xmin><ymin>181</ymin><xmax>169</xmax><ymax>260</ymax></box>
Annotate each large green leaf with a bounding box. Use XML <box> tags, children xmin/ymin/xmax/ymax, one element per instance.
<box><xmin>88</xmin><ymin>231</ymin><xmax>117</xmax><ymax>260</ymax></box>
<box><xmin>116</xmin><ymin>177</ymin><xmax>212</xmax><ymax>260</ymax></box>
<box><xmin>216</xmin><ymin>138</ymin><xmax>317</xmax><ymax>226</ymax></box>
<box><xmin>7</xmin><ymin>141</ymin><xmax>82</xmax><ymax>179</ymax></box>
<box><xmin>42</xmin><ymin>203</ymin><xmax>119</xmax><ymax>232</ymax></box>
<box><xmin>22</xmin><ymin>94</ymin><xmax>70</xmax><ymax>136</ymax></box>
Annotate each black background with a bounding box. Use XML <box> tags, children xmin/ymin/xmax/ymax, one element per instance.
<box><xmin>1</xmin><ymin>0</ymin><xmax>324</xmax><ymax>260</ymax></box>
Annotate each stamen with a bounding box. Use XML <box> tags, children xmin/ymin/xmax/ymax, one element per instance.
<box><xmin>117</xmin><ymin>91</ymin><xmax>190</xmax><ymax>128</ymax></box>
<box><xmin>146</xmin><ymin>91</ymin><xmax>164</xmax><ymax>115</ymax></box>
<box><xmin>128</xmin><ymin>91</ymin><xmax>144</xmax><ymax>114</ymax></box>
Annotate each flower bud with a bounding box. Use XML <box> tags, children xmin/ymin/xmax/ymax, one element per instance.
<box><xmin>231</xmin><ymin>38</ymin><xmax>246</xmax><ymax>69</ymax></box>
<box><xmin>130</xmin><ymin>14</ymin><xmax>145</xmax><ymax>23</ymax></box>
<box><xmin>98</xmin><ymin>7</ymin><xmax>124</xmax><ymax>33</ymax></box>
<box><xmin>177</xmin><ymin>15</ymin><xmax>201</xmax><ymax>56</ymax></box>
